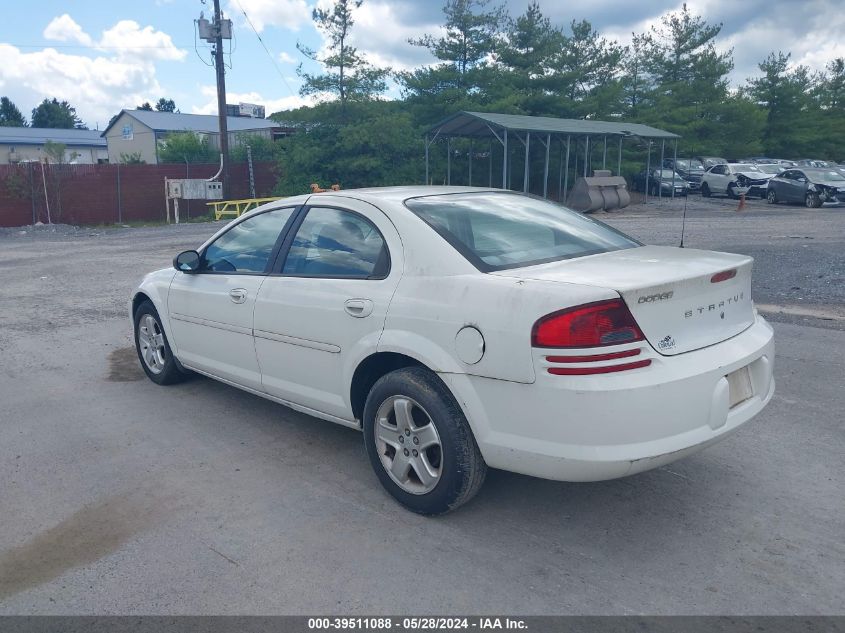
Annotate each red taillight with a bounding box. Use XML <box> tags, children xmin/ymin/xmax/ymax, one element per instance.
<box><xmin>711</xmin><ymin>269</ymin><xmax>737</xmax><ymax>283</ymax></box>
<box><xmin>531</xmin><ymin>299</ymin><xmax>645</xmax><ymax>348</ymax></box>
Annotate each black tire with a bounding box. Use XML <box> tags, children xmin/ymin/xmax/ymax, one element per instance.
<box><xmin>701</xmin><ymin>182</ymin><xmax>711</xmax><ymax>198</ymax></box>
<box><xmin>767</xmin><ymin>188</ymin><xmax>778</xmax><ymax>204</ymax></box>
<box><xmin>727</xmin><ymin>183</ymin><xmax>738</xmax><ymax>199</ymax></box>
<box><xmin>133</xmin><ymin>300</ymin><xmax>189</xmax><ymax>385</ymax></box>
<box><xmin>805</xmin><ymin>192</ymin><xmax>823</xmax><ymax>208</ymax></box>
<box><xmin>362</xmin><ymin>367</ymin><xmax>487</xmax><ymax>515</ymax></box>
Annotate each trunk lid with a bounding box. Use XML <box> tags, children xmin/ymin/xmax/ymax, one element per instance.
<box><xmin>492</xmin><ymin>245</ymin><xmax>754</xmax><ymax>356</ymax></box>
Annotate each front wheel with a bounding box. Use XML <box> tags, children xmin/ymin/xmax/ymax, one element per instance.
<box><xmin>134</xmin><ymin>300</ymin><xmax>189</xmax><ymax>385</ymax></box>
<box><xmin>767</xmin><ymin>189</ymin><xmax>778</xmax><ymax>204</ymax></box>
<box><xmin>805</xmin><ymin>192</ymin><xmax>823</xmax><ymax>208</ymax></box>
<box><xmin>363</xmin><ymin>367</ymin><xmax>487</xmax><ymax>515</ymax></box>
<box><xmin>701</xmin><ymin>182</ymin><xmax>711</xmax><ymax>198</ymax></box>
<box><xmin>727</xmin><ymin>183</ymin><xmax>739</xmax><ymax>199</ymax></box>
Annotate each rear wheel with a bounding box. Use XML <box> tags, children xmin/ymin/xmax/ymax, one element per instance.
<box><xmin>701</xmin><ymin>182</ymin><xmax>711</xmax><ymax>198</ymax></box>
<box><xmin>134</xmin><ymin>300</ymin><xmax>188</xmax><ymax>385</ymax></box>
<box><xmin>805</xmin><ymin>192</ymin><xmax>823</xmax><ymax>208</ymax></box>
<box><xmin>362</xmin><ymin>367</ymin><xmax>486</xmax><ymax>515</ymax></box>
<box><xmin>767</xmin><ymin>189</ymin><xmax>778</xmax><ymax>204</ymax></box>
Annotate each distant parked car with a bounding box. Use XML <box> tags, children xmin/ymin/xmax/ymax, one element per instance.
<box><xmin>662</xmin><ymin>158</ymin><xmax>705</xmax><ymax>190</ymax></box>
<box><xmin>695</xmin><ymin>156</ymin><xmax>728</xmax><ymax>170</ymax></box>
<box><xmin>743</xmin><ymin>157</ymin><xmax>796</xmax><ymax>169</ymax></box>
<box><xmin>766</xmin><ymin>168</ymin><xmax>845</xmax><ymax>207</ymax></box>
<box><xmin>755</xmin><ymin>164</ymin><xmax>785</xmax><ymax>177</ymax></box>
<box><xmin>632</xmin><ymin>168</ymin><xmax>690</xmax><ymax>196</ymax></box>
<box><xmin>701</xmin><ymin>163</ymin><xmax>771</xmax><ymax>199</ymax></box>
<box><xmin>795</xmin><ymin>159</ymin><xmax>835</xmax><ymax>169</ymax></box>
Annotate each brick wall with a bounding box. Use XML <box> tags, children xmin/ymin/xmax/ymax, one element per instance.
<box><xmin>0</xmin><ymin>162</ymin><xmax>279</xmax><ymax>227</ymax></box>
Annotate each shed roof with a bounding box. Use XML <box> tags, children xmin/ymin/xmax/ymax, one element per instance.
<box><xmin>101</xmin><ymin>109</ymin><xmax>280</xmax><ymax>137</ymax></box>
<box><xmin>428</xmin><ymin>111</ymin><xmax>680</xmax><ymax>139</ymax></box>
<box><xmin>0</xmin><ymin>127</ymin><xmax>107</xmax><ymax>147</ymax></box>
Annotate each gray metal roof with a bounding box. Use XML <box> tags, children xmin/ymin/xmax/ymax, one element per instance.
<box><xmin>0</xmin><ymin>126</ymin><xmax>107</xmax><ymax>147</ymax></box>
<box><xmin>102</xmin><ymin>109</ymin><xmax>280</xmax><ymax>136</ymax></box>
<box><xmin>428</xmin><ymin>111</ymin><xmax>680</xmax><ymax>139</ymax></box>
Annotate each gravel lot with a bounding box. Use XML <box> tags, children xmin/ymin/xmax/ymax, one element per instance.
<box><xmin>0</xmin><ymin>194</ymin><xmax>842</xmax><ymax>615</ymax></box>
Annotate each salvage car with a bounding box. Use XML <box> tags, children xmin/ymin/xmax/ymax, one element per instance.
<box><xmin>766</xmin><ymin>168</ymin><xmax>845</xmax><ymax>207</ymax></box>
<box><xmin>695</xmin><ymin>156</ymin><xmax>727</xmax><ymax>170</ymax></box>
<box><xmin>131</xmin><ymin>187</ymin><xmax>775</xmax><ymax>514</ymax></box>
<box><xmin>701</xmin><ymin>163</ymin><xmax>771</xmax><ymax>199</ymax></box>
<box><xmin>662</xmin><ymin>158</ymin><xmax>705</xmax><ymax>190</ymax></box>
<box><xmin>632</xmin><ymin>168</ymin><xmax>690</xmax><ymax>196</ymax></box>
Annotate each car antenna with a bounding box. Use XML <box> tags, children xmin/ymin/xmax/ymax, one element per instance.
<box><xmin>679</xmin><ymin>190</ymin><xmax>689</xmax><ymax>248</ymax></box>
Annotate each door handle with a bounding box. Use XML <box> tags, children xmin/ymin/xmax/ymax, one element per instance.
<box><xmin>344</xmin><ymin>298</ymin><xmax>373</xmax><ymax>318</ymax></box>
<box><xmin>229</xmin><ymin>288</ymin><xmax>247</xmax><ymax>304</ymax></box>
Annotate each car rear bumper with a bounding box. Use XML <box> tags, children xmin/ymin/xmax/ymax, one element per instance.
<box><xmin>440</xmin><ymin>316</ymin><xmax>774</xmax><ymax>482</ymax></box>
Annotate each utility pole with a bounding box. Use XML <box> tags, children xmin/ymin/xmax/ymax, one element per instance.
<box><xmin>212</xmin><ymin>0</ymin><xmax>230</xmax><ymax>199</ymax></box>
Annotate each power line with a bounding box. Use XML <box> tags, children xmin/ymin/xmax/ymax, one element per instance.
<box><xmin>230</xmin><ymin>0</ymin><xmax>297</xmax><ymax>97</ymax></box>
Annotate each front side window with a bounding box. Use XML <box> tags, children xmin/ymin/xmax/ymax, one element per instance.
<box><xmin>404</xmin><ymin>192</ymin><xmax>639</xmax><ymax>272</ymax></box>
<box><xmin>203</xmin><ymin>207</ymin><xmax>295</xmax><ymax>273</ymax></box>
<box><xmin>282</xmin><ymin>207</ymin><xmax>389</xmax><ymax>278</ymax></box>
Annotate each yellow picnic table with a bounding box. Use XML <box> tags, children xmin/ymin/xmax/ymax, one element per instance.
<box><xmin>206</xmin><ymin>197</ymin><xmax>283</xmax><ymax>220</ymax></box>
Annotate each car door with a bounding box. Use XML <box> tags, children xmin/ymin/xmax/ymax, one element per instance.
<box><xmin>253</xmin><ymin>198</ymin><xmax>402</xmax><ymax>421</ymax></box>
<box><xmin>709</xmin><ymin>164</ymin><xmax>727</xmax><ymax>192</ymax></box>
<box><xmin>167</xmin><ymin>206</ymin><xmax>298</xmax><ymax>389</ymax></box>
<box><xmin>780</xmin><ymin>170</ymin><xmax>802</xmax><ymax>202</ymax></box>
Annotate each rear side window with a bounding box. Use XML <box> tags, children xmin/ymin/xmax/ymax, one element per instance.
<box><xmin>404</xmin><ymin>192</ymin><xmax>639</xmax><ymax>272</ymax></box>
<box><xmin>282</xmin><ymin>207</ymin><xmax>389</xmax><ymax>278</ymax></box>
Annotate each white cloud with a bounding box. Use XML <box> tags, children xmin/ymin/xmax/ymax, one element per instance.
<box><xmin>0</xmin><ymin>16</ymin><xmax>186</xmax><ymax>127</ymax></box>
<box><xmin>346</xmin><ymin>1</ymin><xmax>443</xmax><ymax>71</ymax></box>
<box><xmin>43</xmin><ymin>14</ymin><xmax>94</xmax><ymax>47</ymax></box>
<box><xmin>98</xmin><ymin>20</ymin><xmax>186</xmax><ymax>61</ymax></box>
<box><xmin>225</xmin><ymin>0</ymin><xmax>311</xmax><ymax>32</ymax></box>
<box><xmin>279</xmin><ymin>51</ymin><xmax>297</xmax><ymax>64</ymax></box>
<box><xmin>190</xmin><ymin>85</ymin><xmax>315</xmax><ymax>115</ymax></box>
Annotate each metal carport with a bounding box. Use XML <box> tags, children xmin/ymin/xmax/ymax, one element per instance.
<box><xmin>424</xmin><ymin>111</ymin><xmax>681</xmax><ymax>201</ymax></box>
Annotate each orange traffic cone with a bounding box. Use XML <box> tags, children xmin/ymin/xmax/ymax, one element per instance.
<box><xmin>737</xmin><ymin>192</ymin><xmax>746</xmax><ymax>212</ymax></box>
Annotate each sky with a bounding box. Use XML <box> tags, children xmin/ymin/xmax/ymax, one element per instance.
<box><xmin>0</xmin><ymin>0</ymin><xmax>843</xmax><ymax>130</ymax></box>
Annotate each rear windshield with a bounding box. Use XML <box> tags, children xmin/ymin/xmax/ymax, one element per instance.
<box><xmin>404</xmin><ymin>192</ymin><xmax>640</xmax><ymax>272</ymax></box>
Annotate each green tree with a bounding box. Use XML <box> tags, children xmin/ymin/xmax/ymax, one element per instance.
<box><xmin>631</xmin><ymin>4</ymin><xmax>734</xmax><ymax>152</ymax></box>
<box><xmin>553</xmin><ymin>19</ymin><xmax>625</xmax><ymax>118</ymax></box>
<box><xmin>621</xmin><ymin>33</ymin><xmax>652</xmax><ymax>118</ymax></box>
<box><xmin>297</xmin><ymin>0</ymin><xmax>387</xmax><ymax>114</ymax></box>
<box><xmin>230</xmin><ymin>134</ymin><xmax>283</xmax><ymax>162</ymax></box>
<box><xmin>401</xmin><ymin>0</ymin><xmax>507</xmax><ymax>122</ymax></box>
<box><xmin>137</xmin><ymin>102</ymin><xmax>154</xmax><ymax>111</ymax></box>
<box><xmin>157</xmin><ymin>132</ymin><xmax>217</xmax><ymax>163</ymax></box>
<box><xmin>0</xmin><ymin>96</ymin><xmax>26</xmax><ymax>127</ymax></box>
<box><xmin>119</xmin><ymin>151</ymin><xmax>146</xmax><ymax>164</ymax></box>
<box><xmin>747</xmin><ymin>52</ymin><xmax>819</xmax><ymax>157</ymax></box>
<box><xmin>31</xmin><ymin>98</ymin><xmax>86</xmax><ymax>129</ymax></box>
<box><xmin>273</xmin><ymin>102</ymin><xmax>421</xmax><ymax>195</ymax></box>
<box><xmin>494</xmin><ymin>2</ymin><xmax>561</xmax><ymax>114</ymax></box>
<box><xmin>155</xmin><ymin>98</ymin><xmax>177</xmax><ymax>112</ymax></box>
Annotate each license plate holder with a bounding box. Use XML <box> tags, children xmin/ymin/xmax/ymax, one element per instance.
<box><xmin>727</xmin><ymin>366</ymin><xmax>753</xmax><ymax>408</ymax></box>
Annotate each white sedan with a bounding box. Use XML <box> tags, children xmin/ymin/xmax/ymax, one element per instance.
<box><xmin>131</xmin><ymin>187</ymin><xmax>775</xmax><ymax>514</ymax></box>
<box><xmin>700</xmin><ymin>163</ymin><xmax>772</xmax><ymax>199</ymax></box>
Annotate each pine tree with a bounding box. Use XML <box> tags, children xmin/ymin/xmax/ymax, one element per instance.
<box><xmin>297</xmin><ymin>0</ymin><xmax>387</xmax><ymax>115</ymax></box>
<box><xmin>0</xmin><ymin>96</ymin><xmax>26</xmax><ymax>127</ymax></box>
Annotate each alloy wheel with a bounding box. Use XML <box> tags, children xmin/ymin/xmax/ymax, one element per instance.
<box><xmin>137</xmin><ymin>313</ymin><xmax>167</xmax><ymax>374</ymax></box>
<box><xmin>374</xmin><ymin>395</ymin><xmax>443</xmax><ymax>495</ymax></box>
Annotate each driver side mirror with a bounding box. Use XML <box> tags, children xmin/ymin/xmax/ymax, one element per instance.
<box><xmin>174</xmin><ymin>250</ymin><xmax>201</xmax><ymax>273</ymax></box>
